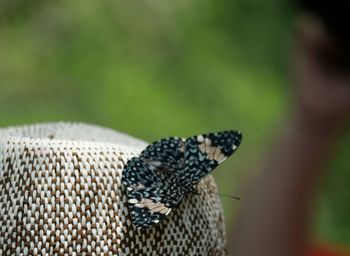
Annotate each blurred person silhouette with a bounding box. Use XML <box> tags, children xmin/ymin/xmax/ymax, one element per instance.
<box><xmin>229</xmin><ymin>1</ymin><xmax>350</xmax><ymax>256</ymax></box>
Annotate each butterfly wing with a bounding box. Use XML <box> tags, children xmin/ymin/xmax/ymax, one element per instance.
<box><xmin>182</xmin><ymin>130</ymin><xmax>242</xmax><ymax>184</ymax></box>
<box><xmin>122</xmin><ymin>156</ymin><xmax>185</xmax><ymax>229</ymax></box>
<box><xmin>126</xmin><ymin>184</ymin><xmax>184</xmax><ymax>229</ymax></box>
<box><xmin>139</xmin><ymin>136</ymin><xmax>185</xmax><ymax>173</ymax></box>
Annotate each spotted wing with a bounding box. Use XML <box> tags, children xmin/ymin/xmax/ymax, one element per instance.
<box><xmin>139</xmin><ymin>136</ymin><xmax>186</xmax><ymax>173</ymax></box>
<box><xmin>182</xmin><ymin>130</ymin><xmax>242</xmax><ymax>184</ymax></box>
<box><xmin>122</xmin><ymin>157</ymin><xmax>184</xmax><ymax>229</ymax></box>
<box><xmin>126</xmin><ymin>184</ymin><xmax>184</xmax><ymax>229</ymax></box>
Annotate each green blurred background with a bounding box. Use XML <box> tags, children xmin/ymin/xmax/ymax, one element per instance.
<box><xmin>1</xmin><ymin>0</ymin><xmax>349</xmax><ymax>246</ymax></box>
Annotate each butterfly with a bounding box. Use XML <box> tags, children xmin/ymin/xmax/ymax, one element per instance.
<box><xmin>122</xmin><ymin>130</ymin><xmax>242</xmax><ymax>229</ymax></box>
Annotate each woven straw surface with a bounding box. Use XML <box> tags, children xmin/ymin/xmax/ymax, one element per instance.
<box><xmin>0</xmin><ymin>122</ymin><xmax>226</xmax><ymax>255</ymax></box>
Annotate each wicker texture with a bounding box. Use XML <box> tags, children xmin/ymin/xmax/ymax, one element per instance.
<box><xmin>0</xmin><ymin>123</ymin><xmax>226</xmax><ymax>255</ymax></box>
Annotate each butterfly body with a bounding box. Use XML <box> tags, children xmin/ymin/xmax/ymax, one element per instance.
<box><xmin>122</xmin><ymin>130</ymin><xmax>242</xmax><ymax>229</ymax></box>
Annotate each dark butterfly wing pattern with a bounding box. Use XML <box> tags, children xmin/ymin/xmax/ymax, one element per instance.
<box><xmin>139</xmin><ymin>136</ymin><xmax>185</xmax><ymax>171</ymax></box>
<box><xmin>126</xmin><ymin>185</ymin><xmax>185</xmax><ymax>229</ymax></box>
<box><xmin>182</xmin><ymin>131</ymin><xmax>242</xmax><ymax>184</ymax></box>
<box><xmin>122</xmin><ymin>130</ymin><xmax>242</xmax><ymax>229</ymax></box>
<box><xmin>122</xmin><ymin>156</ymin><xmax>185</xmax><ymax>229</ymax></box>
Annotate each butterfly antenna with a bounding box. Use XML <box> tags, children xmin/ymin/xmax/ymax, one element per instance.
<box><xmin>193</xmin><ymin>190</ymin><xmax>240</xmax><ymax>200</ymax></box>
<box><xmin>217</xmin><ymin>193</ymin><xmax>240</xmax><ymax>200</ymax></box>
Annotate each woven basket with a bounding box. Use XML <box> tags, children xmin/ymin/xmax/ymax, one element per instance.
<box><xmin>0</xmin><ymin>122</ymin><xmax>226</xmax><ymax>255</ymax></box>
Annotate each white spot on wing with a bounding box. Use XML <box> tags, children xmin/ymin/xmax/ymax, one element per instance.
<box><xmin>128</xmin><ymin>199</ymin><xmax>139</xmax><ymax>204</ymax></box>
<box><xmin>197</xmin><ymin>135</ymin><xmax>204</xmax><ymax>142</ymax></box>
<box><xmin>204</xmin><ymin>138</ymin><xmax>211</xmax><ymax>145</ymax></box>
